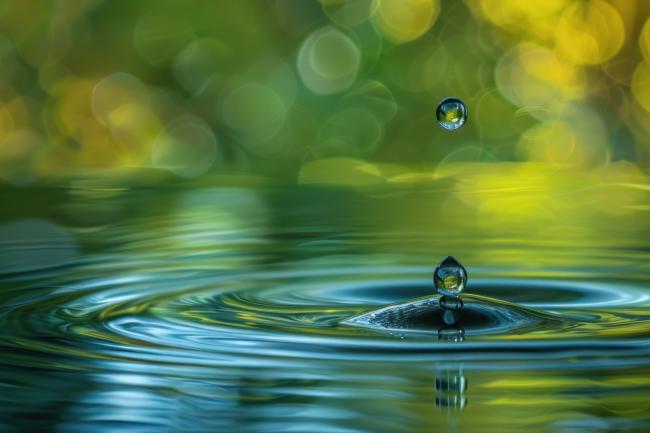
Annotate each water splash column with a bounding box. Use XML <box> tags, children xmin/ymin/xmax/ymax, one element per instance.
<box><xmin>434</xmin><ymin>255</ymin><xmax>468</xmax><ymax>427</ymax></box>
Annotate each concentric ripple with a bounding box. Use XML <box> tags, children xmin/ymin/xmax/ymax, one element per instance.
<box><xmin>1</xmin><ymin>184</ymin><xmax>650</xmax><ymax>432</ymax></box>
<box><xmin>343</xmin><ymin>294</ymin><xmax>572</xmax><ymax>336</ymax></box>
<box><xmin>1</xmin><ymin>265</ymin><xmax>649</xmax><ymax>368</ymax></box>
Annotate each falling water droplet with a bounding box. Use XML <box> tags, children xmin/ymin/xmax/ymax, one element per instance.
<box><xmin>436</xmin><ymin>97</ymin><xmax>467</xmax><ymax>130</ymax></box>
<box><xmin>434</xmin><ymin>256</ymin><xmax>467</xmax><ymax>297</ymax></box>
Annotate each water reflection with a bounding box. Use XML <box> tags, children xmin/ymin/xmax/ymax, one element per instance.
<box><xmin>0</xmin><ymin>184</ymin><xmax>649</xmax><ymax>432</ymax></box>
<box><xmin>435</xmin><ymin>365</ymin><xmax>467</xmax><ymax>410</ymax></box>
<box><xmin>0</xmin><ymin>218</ymin><xmax>77</xmax><ymax>274</ymax></box>
<box><xmin>436</xmin><ymin>317</ymin><xmax>467</xmax><ymax>413</ymax></box>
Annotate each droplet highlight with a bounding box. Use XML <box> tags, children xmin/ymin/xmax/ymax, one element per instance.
<box><xmin>436</xmin><ymin>97</ymin><xmax>467</xmax><ymax>130</ymax></box>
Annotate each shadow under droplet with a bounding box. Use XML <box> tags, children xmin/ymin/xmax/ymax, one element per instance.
<box><xmin>343</xmin><ymin>294</ymin><xmax>571</xmax><ymax>337</ymax></box>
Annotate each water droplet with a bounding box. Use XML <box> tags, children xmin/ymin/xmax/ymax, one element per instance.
<box><xmin>434</xmin><ymin>256</ymin><xmax>467</xmax><ymax>297</ymax></box>
<box><xmin>440</xmin><ymin>295</ymin><xmax>464</xmax><ymax>311</ymax></box>
<box><xmin>436</xmin><ymin>97</ymin><xmax>467</xmax><ymax>130</ymax></box>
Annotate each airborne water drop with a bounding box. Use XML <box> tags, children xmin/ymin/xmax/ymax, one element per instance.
<box><xmin>436</xmin><ymin>97</ymin><xmax>467</xmax><ymax>131</ymax></box>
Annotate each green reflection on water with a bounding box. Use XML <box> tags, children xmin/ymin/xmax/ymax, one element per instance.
<box><xmin>0</xmin><ymin>172</ymin><xmax>649</xmax><ymax>432</ymax></box>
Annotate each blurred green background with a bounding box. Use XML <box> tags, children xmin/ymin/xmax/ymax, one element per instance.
<box><xmin>0</xmin><ymin>0</ymin><xmax>649</xmax><ymax>185</ymax></box>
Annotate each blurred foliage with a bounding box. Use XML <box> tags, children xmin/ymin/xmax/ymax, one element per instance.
<box><xmin>0</xmin><ymin>0</ymin><xmax>649</xmax><ymax>184</ymax></box>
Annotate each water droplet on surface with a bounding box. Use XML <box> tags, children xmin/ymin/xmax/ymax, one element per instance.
<box><xmin>436</xmin><ymin>97</ymin><xmax>467</xmax><ymax>130</ymax></box>
<box><xmin>434</xmin><ymin>256</ymin><xmax>467</xmax><ymax>297</ymax></box>
<box><xmin>440</xmin><ymin>296</ymin><xmax>464</xmax><ymax>311</ymax></box>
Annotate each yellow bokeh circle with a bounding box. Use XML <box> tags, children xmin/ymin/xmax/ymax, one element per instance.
<box><xmin>320</xmin><ymin>0</ymin><xmax>379</xmax><ymax>27</ymax></box>
<box><xmin>495</xmin><ymin>43</ymin><xmax>584</xmax><ymax>109</ymax></box>
<box><xmin>374</xmin><ymin>0</ymin><xmax>439</xmax><ymax>43</ymax></box>
<box><xmin>639</xmin><ymin>18</ymin><xmax>650</xmax><ymax>62</ymax></box>
<box><xmin>555</xmin><ymin>0</ymin><xmax>624</xmax><ymax>65</ymax></box>
<box><xmin>479</xmin><ymin>0</ymin><xmax>568</xmax><ymax>42</ymax></box>
<box><xmin>632</xmin><ymin>60</ymin><xmax>650</xmax><ymax>112</ymax></box>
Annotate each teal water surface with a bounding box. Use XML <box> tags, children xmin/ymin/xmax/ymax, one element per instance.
<box><xmin>0</xmin><ymin>182</ymin><xmax>649</xmax><ymax>432</ymax></box>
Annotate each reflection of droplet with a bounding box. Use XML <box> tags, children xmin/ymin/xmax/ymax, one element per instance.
<box><xmin>436</xmin><ymin>97</ymin><xmax>467</xmax><ymax>130</ymax></box>
<box><xmin>435</xmin><ymin>395</ymin><xmax>467</xmax><ymax>409</ymax></box>
<box><xmin>443</xmin><ymin>309</ymin><xmax>458</xmax><ymax>325</ymax></box>
<box><xmin>433</xmin><ymin>256</ymin><xmax>467</xmax><ymax>297</ymax></box>
<box><xmin>435</xmin><ymin>374</ymin><xmax>467</xmax><ymax>393</ymax></box>
<box><xmin>435</xmin><ymin>365</ymin><xmax>467</xmax><ymax>409</ymax></box>
<box><xmin>437</xmin><ymin>325</ymin><xmax>465</xmax><ymax>343</ymax></box>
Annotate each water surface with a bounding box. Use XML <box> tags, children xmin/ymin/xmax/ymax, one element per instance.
<box><xmin>1</xmin><ymin>176</ymin><xmax>649</xmax><ymax>432</ymax></box>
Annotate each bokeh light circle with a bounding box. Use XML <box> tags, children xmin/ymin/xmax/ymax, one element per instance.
<box><xmin>374</xmin><ymin>0</ymin><xmax>439</xmax><ymax>43</ymax></box>
<box><xmin>134</xmin><ymin>13</ymin><xmax>195</xmax><ymax>65</ymax></box>
<box><xmin>516</xmin><ymin>103</ymin><xmax>609</xmax><ymax>166</ymax></box>
<box><xmin>555</xmin><ymin>0</ymin><xmax>624</xmax><ymax>65</ymax></box>
<box><xmin>495</xmin><ymin>43</ymin><xmax>584</xmax><ymax>112</ymax></box>
<box><xmin>297</xmin><ymin>26</ymin><xmax>361</xmax><ymax>95</ymax></box>
<box><xmin>385</xmin><ymin>34</ymin><xmax>447</xmax><ymax>93</ymax></box>
<box><xmin>632</xmin><ymin>61</ymin><xmax>650</xmax><ymax>113</ymax></box>
<box><xmin>478</xmin><ymin>0</ymin><xmax>569</xmax><ymax>42</ymax></box>
<box><xmin>344</xmin><ymin>80</ymin><xmax>398</xmax><ymax>122</ymax></box>
<box><xmin>320</xmin><ymin>0</ymin><xmax>379</xmax><ymax>27</ymax></box>
<box><xmin>220</xmin><ymin>82</ymin><xmax>288</xmax><ymax>155</ymax></box>
<box><xmin>318</xmin><ymin>107</ymin><xmax>383</xmax><ymax>156</ymax></box>
<box><xmin>639</xmin><ymin>17</ymin><xmax>650</xmax><ymax>63</ymax></box>
<box><xmin>173</xmin><ymin>38</ymin><xmax>229</xmax><ymax>95</ymax></box>
<box><xmin>151</xmin><ymin>116</ymin><xmax>218</xmax><ymax>178</ymax></box>
<box><xmin>91</xmin><ymin>73</ymin><xmax>151</xmax><ymax>128</ymax></box>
